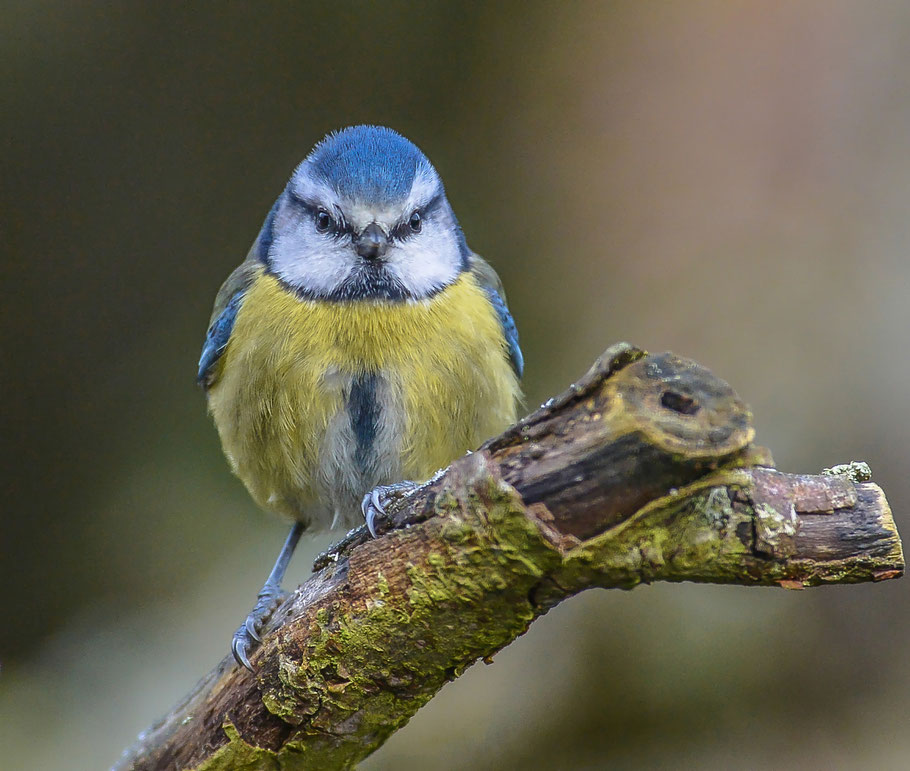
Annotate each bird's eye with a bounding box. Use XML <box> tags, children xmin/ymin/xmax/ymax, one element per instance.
<box><xmin>315</xmin><ymin>209</ymin><xmax>333</xmax><ymax>233</ymax></box>
<box><xmin>408</xmin><ymin>210</ymin><xmax>422</xmax><ymax>233</ymax></box>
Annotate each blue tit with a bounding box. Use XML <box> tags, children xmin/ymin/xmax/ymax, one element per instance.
<box><xmin>197</xmin><ymin>125</ymin><xmax>523</xmax><ymax>668</ymax></box>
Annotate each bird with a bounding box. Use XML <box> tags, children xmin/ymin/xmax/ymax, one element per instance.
<box><xmin>197</xmin><ymin>125</ymin><xmax>523</xmax><ymax>669</ymax></box>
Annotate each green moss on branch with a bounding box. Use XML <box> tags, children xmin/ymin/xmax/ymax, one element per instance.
<box><xmin>116</xmin><ymin>346</ymin><xmax>902</xmax><ymax>771</ymax></box>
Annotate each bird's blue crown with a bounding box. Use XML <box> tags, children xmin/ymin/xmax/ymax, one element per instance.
<box><xmin>306</xmin><ymin>125</ymin><xmax>436</xmax><ymax>205</ymax></box>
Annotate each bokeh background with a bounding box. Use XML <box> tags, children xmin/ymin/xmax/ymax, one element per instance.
<box><xmin>3</xmin><ymin>2</ymin><xmax>910</xmax><ymax>769</ymax></box>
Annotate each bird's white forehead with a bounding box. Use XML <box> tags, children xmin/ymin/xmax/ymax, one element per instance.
<box><xmin>290</xmin><ymin>165</ymin><xmax>440</xmax><ymax>231</ymax></box>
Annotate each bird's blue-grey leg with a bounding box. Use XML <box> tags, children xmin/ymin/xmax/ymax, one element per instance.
<box><xmin>361</xmin><ymin>481</ymin><xmax>420</xmax><ymax>538</ymax></box>
<box><xmin>231</xmin><ymin>520</ymin><xmax>304</xmax><ymax>670</ymax></box>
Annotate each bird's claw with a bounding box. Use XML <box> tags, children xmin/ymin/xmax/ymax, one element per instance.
<box><xmin>364</xmin><ymin>489</ymin><xmax>385</xmax><ymax>538</ymax></box>
<box><xmin>315</xmin><ymin>481</ymin><xmax>424</xmax><ymax>571</ymax></box>
<box><xmin>231</xmin><ymin>631</ymin><xmax>254</xmax><ymax>671</ymax></box>
<box><xmin>231</xmin><ymin>583</ymin><xmax>288</xmax><ymax>671</ymax></box>
<box><xmin>244</xmin><ymin>613</ymin><xmax>261</xmax><ymax>643</ymax></box>
<box><xmin>360</xmin><ymin>481</ymin><xmax>419</xmax><ymax>538</ymax></box>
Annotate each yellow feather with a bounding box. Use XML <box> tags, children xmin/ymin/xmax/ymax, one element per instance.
<box><xmin>207</xmin><ymin>268</ymin><xmax>520</xmax><ymax>525</ymax></box>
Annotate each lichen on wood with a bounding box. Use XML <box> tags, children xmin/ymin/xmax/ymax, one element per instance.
<box><xmin>115</xmin><ymin>343</ymin><xmax>903</xmax><ymax>771</ymax></box>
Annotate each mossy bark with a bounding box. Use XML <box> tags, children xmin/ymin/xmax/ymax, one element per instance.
<box><xmin>115</xmin><ymin>344</ymin><xmax>902</xmax><ymax>771</ymax></box>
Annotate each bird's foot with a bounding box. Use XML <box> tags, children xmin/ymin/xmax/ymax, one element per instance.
<box><xmin>313</xmin><ymin>480</ymin><xmax>425</xmax><ymax>571</ymax></box>
<box><xmin>231</xmin><ymin>581</ymin><xmax>289</xmax><ymax>671</ymax></box>
<box><xmin>361</xmin><ymin>480</ymin><xmax>420</xmax><ymax>538</ymax></box>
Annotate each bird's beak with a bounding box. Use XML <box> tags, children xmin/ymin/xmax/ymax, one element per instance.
<box><xmin>354</xmin><ymin>222</ymin><xmax>389</xmax><ymax>261</ymax></box>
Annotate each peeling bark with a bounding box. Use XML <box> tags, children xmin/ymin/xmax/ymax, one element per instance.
<box><xmin>114</xmin><ymin>344</ymin><xmax>903</xmax><ymax>771</ymax></box>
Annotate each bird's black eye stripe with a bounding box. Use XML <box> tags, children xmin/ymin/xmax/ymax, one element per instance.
<box><xmin>391</xmin><ymin>221</ymin><xmax>413</xmax><ymax>241</ymax></box>
<box><xmin>422</xmin><ymin>192</ymin><xmax>443</xmax><ymax>215</ymax></box>
<box><xmin>286</xmin><ymin>190</ymin><xmax>318</xmax><ymax>216</ymax></box>
<box><xmin>391</xmin><ymin>194</ymin><xmax>445</xmax><ymax>241</ymax></box>
<box><xmin>286</xmin><ymin>191</ymin><xmax>351</xmax><ymax>236</ymax></box>
<box><xmin>392</xmin><ymin>212</ymin><xmax>423</xmax><ymax>241</ymax></box>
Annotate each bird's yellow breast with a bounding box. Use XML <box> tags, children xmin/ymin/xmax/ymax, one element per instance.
<box><xmin>206</xmin><ymin>268</ymin><xmax>520</xmax><ymax>526</ymax></box>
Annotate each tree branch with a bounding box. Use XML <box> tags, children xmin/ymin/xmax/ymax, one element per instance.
<box><xmin>115</xmin><ymin>344</ymin><xmax>903</xmax><ymax>771</ymax></box>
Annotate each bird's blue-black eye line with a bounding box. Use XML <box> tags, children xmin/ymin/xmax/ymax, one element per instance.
<box><xmin>286</xmin><ymin>190</ymin><xmax>350</xmax><ymax>238</ymax></box>
<box><xmin>390</xmin><ymin>192</ymin><xmax>444</xmax><ymax>241</ymax></box>
<box><xmin>286</xmin><ymin>189</ymin><xmax>318</xmax><ymax>216</ymax></box>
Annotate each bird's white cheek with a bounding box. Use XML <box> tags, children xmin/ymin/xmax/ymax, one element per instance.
<box><xmin>387</xmin><ymin>231</ymin><xmax>461</xmax><ymax>297</ymax></box>
<box><xmin>270</xmin><ymin>233</ymin><xmax>354</xmax><ymax>293</ymax></box>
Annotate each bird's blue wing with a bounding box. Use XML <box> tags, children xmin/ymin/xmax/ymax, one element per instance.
<box><xmin>469</xmin><ymin>253</ymin><xmax>523</xmax><ymax>378</ymax></box>
<box><xmin>483</xmin><ymin>285</ymin><xmax>523</xmax><ymax>378</ymax></box>
<box><xmin>197</xmin><ymin>292</ymin><xmax>243</xmax><ymax>387</ymax></box>
<box><xmin>197</xmin><ymin>255</ymin><xmax>261</xmax><ymax>389</ymax></box>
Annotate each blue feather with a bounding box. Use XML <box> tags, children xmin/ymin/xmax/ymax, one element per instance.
<box><xmin>197</xmin><ymin>291</ymin><xmax>244</xmax><ymax>386</ymax></box>
<box><xmin>307</xmin><ymin>125</ymin><xmax>434</xmax><ymax>205</ymax></box>
<box><xmin>256</xmin><ymin>196</ymin><xmax>281</xmax><ymax>263</ymax></box>
<box><xmin>484</xmin><ymin>287</ymin><xmax>524</xmax><ymax>378</ymax></box>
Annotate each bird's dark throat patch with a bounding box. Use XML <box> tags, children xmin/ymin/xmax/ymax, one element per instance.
<box><xmin>349</xmin><ymin>373</ymin><xmax>381</xmax><ymax>473</ymax></box>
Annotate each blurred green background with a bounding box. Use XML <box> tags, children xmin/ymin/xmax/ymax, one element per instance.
<box><xmin>3</xmin><ymin>2</ymin><xmax>909</xmax><ymax>769</ymax></box>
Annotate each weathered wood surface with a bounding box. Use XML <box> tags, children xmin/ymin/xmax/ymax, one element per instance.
<box><xmin>115</xmin><ymin>344</ymin><xmax>902</xmax><ymax>771</ymax></box>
